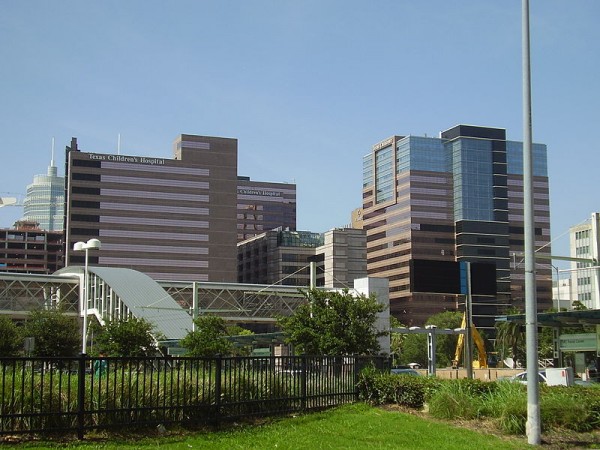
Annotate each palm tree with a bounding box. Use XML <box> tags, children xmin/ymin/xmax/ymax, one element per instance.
<box><xmin>495</xmin><ymin>308</ymin><xmax>525</xmax><ymax>368</ymax></box>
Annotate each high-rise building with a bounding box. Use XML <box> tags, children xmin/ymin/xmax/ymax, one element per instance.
<box><xmin>237</xmin><ymin>227</ymin><xmax>366</xmax><ymax>289</ymax></box>
<box><xmin>64</xmin><ymin>135</ymin><xmax>238</xmax><ymax>282</ymax></box>
<box><xmin>21</xmin><ymin>157</ymin><xmax>64</xmax><ymax>231</ymax></box>
<box><xmin>237</xmin><ymin>176</ymin><xmax>296</xmax><ymax>242</ymax></box>
<box><xmin>362</xmin><ymin>124</ymin><xmax>552</xmax><ymax>334</ymax></box>
<box><xmin>320</xmin><ymin>228</ymin><xmax>367</xmax><ymax>288</ymax></box>
<box><xmin>569</xmin><ymin>212</ymin><xmax>600</xmax><ymax>309</ymax></box>
<box><xmin>0</xmin><ymin>221</ymin><xmax>63</xmax><ymax>274</ymax></box>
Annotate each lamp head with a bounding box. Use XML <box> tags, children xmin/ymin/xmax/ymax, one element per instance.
<box><xmin>85</xmin><ymin>238</ymin><xmax>101</xmax><ymax>250</ymax></box>
<box><xmin>73</xmin><ymin>241</ymin><xmax>85</xmax><ymax>251</ymax></box>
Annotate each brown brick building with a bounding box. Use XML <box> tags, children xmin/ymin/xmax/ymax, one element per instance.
<box><xmin>64</xmin><ymin>135</ymin><xmax>238</xmax><ymax>282</ymax></box>
<box><xmin>0</xmin><ymin>221</ymin><xmax>63</xmax><ymax>274</ymax></box>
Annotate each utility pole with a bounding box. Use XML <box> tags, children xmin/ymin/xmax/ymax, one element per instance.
<box><xmin>522</xmin><ymin>0</ymin><xmax>541</xmax><ymax>444</ymax></box>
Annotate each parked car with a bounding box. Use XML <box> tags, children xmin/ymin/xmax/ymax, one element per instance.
<box><xmin>277</xmin><ymin>367</ymin><xmax>304</xmax><ymax>377</ymax></box>
<box><xmin>509</xmin><ymin>370</ymin><xmax>546</xmax><ymax>384</ymax></box>
<box><xmin>509</xmin><ymin>370</ymin><xmax>596</xmax><ymax>386</ymax></box>
<box><xmin>391</xmin><ymin>367</ymin><xmax>420</xmax><ymax>376</ymax></box>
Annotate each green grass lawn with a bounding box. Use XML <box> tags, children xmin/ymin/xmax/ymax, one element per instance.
<box><xmin>20</xmin><ymin>403</ymin><xmax>529</xmax><ymax>450</ymax></box>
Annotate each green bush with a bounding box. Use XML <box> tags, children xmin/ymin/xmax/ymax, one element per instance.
<box><xmin>428</xmin><ymin>380</ymin><xmax>484</xmax><ymax>420</ymax></box>
<box><xmin>358</xmin><ymin>370</ymin><xmax>600</xmax><ymax>435</ymax></box>
<box><xmin>485</xmin><ymin>382</ymin><xmax>527</xmax><ymax>434</ymax></box>
<box><xmin>357</xmin><ymin>366</ymin><xmax>439</xmax><ymax>409</ymax></box>
<box><xmin>497</xmin><ymin>401</ymin><xmax>527</xmax><ymax>435</ymax></box>
<box><xmin>539</xmin><ymin>385</ymin><xmax>600</xmax><ymax>432</ymax></box>
<box><xmin>478</xmin><ymin>380</ymin><xmax>525</xmax><ymax>417</ymax></box>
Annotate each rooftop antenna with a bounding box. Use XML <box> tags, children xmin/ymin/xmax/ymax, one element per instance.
<box><xmin>47</xmin><ymin>137</ymin><xmax>58</xmax><ymax>176</ymax></box>
<box><xmin>117</xmin><ymin>134</ymin><xmax>121</xmax><ymax>155</ymax></box>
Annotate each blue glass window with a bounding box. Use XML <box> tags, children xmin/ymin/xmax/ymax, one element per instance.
<box><xmin>506</xmin><ymin>141</ymin><xmax>547</xmax><ymax>176</ymax></box>
<box><xmin>375</xmin><ymin>146</ymin><xmax>394</xmax><ymax>203</ymax></box>
<box><xmin>449</xmin><ymin>139</ymin><xmax>494</xmax><ymax>221</ymax></box>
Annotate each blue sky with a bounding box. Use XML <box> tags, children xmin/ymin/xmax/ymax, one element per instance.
<box><xmin>1</xmin><ymin>1</ymin><xmax>598</xmax><ymax>267</ymax></box>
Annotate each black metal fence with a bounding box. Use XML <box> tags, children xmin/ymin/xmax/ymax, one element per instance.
<box><xmin>0</xmin><ymin>354</ymin><xmax>388</xmax><ymax>439</ymax></box>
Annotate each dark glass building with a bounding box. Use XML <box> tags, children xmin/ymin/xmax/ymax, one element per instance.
<box><xmin>362</xmin><ymin>125</ymin><xmax>552</xmax><ymax>334</ymax></box>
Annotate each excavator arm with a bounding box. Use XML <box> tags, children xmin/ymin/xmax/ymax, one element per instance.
<box><xmin>452</xmin><ymin>313</ymin><xmax>487</xmax><ymax>369</ymax></box>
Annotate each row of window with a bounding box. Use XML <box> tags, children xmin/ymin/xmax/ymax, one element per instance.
<box><xmin>365</xmin><ymin>137</ymin><xmax>548</xmax><ymax>206</ymax></box>
<box><xmin>577</xmin><ymin>276</ymin><xmax>592</xmax><ymax>286</ymax></box>
<box><xmin>576</xmin><ymin>246</ymin><xmax>591</xmax><ymax>256</ymax></box>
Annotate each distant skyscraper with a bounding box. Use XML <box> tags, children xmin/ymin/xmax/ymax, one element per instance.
<box><xmin>362</xmin><ymin>124</ymin><xmax>552</xmax><ymax>334</ymax></box>
<box><xmin>21</xmin><ymin>155</ymin><xmax>64</xmax><ymax>231</ymax></box>
<box><xmin>237</xmin><ymin>176</ymin><xmax>296</xmax><ymax>242</ymax></box>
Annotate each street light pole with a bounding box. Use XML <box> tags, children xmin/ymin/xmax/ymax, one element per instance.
<box><xmin>73</xmin><ymin>238</ymin><xmax>101</xmax><ymax>354</ymax></box>
<box><xmin>522</xmin><ymin>0</ymin><xmax>541</xmax><ymax>444</ymax></box>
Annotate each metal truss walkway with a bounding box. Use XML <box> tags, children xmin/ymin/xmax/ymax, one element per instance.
<box><xmin>0</xmin><ymin>269</ymin><xmax>309</xmax><ymax>339</ymax></box>
<box><xmin>0</xmin><ymin>272</ymin><xmax>79</xmax><ymax>319</ymax></box>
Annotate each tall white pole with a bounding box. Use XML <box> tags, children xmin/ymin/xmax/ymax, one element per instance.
<box><xmin>523</xmin><ymin>0</ymin><xmax>541</xmax><ymax>444</ymax></box>
<box><xmin>82</xmin><ymin>247</ymin><xmax>89</xmax><ymax>354</ymax></box>
<box><xmin>192</xmin><ymin>281</ymin><xmax>199</xmax><ymax>331</ymax></box>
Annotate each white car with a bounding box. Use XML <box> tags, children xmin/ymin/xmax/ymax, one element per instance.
<box><xmin>509</xmin><ymin>370</ymin><xmax>547</xmax><ymax>384</ymax></box>
<box><xmin>510</xmin><ymin>370</ymin><xmax>595</xmax><ymax>386</ymax></box>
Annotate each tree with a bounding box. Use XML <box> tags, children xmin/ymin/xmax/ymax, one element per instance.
<box><xmin>24</xmin><ymin>309</ymin><xmax>80</xmax><ymax>357</ymax></box>
<box><xmin>426</xmin><ymin>311</ymin><xmax>463</xmax><ymax>367</ymax></box>
<box><xmin>94</xmin><ymin>316</ymin><xmax>159</xmax><ymax>357</ymax></box>
<box><xmin>180</xmin><ymin>315</ymin><xmax>233</xmax><ymax>357</ymax></box>
<box><xmin>395</xmin><ymin>310</ymin><xmax>463</xmax><ymax>368</ymax></box>
<box><xmin>390</xmin><ymin>316</ymin><xmax>407</xmax><ymax>366</ymax></box>
<box><xmin>277</xmin><ymin>289</ymin><xmax>385</xmax><ymax>355</ymax></box>
<box><xmin>572</xmin><ymin>300</ymin><xmax>588</xmax><ymax>311</ymax></box>
<box><xmin>227</xmin><ymin>324</ymin><xmax>255</xmax><ymax>356</ymax></box>
<box><xmin>398</xmin><ymin>333</ymin><xmax>428</xmax><ymax>367</ymax></box>
<box><xmin>0</xmin><ymin>315</ymin><xmax>22</xmax><ymax>357</ymax></box>
<box><xmin>495</xmin><ymin>307</ymin><xmax>525</xmax><ymax>367</ymax></box>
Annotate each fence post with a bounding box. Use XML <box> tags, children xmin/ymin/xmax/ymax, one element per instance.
<box><xmin>214</xmin><ymin>355</ymin><xmax>222</xmax><ymax>425</ymax></box>
<box><xmin>301</xmin><ymin>355</ymin><xmax>307</xmax><ymax>411</ymax></box>
<box><xmin>353</xmin><ymin>356</ymin><xmax>361</xmax><ymax>401</ymax></box>
<box><xmin>77</xmin><ymin>353</ymin><xmax>87</xmax><ymax>439</ymax></box>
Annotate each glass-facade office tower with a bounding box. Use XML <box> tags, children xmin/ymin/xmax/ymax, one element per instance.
<box><xmin>362</xmin><ymin>125</ymin><xmax>552</xmax><ymax>334</ymax></box>
<box><xmin>21</xmin><ymin>160</ymin><xmax>64</xmax><ymax>231</ymax></box>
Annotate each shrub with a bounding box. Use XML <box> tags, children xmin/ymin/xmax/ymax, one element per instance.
<box><xmin>540</xmin><ymin>385</ymin><xmax>600</xmax><ymax>432</ymax></box>
<box><xmin>478</xmin><ymin>380</ymin><xmax>524</xmax><ymax>417</ymax></box>
<box><xmin>428</xmin><ymin>380</ymin><xmax>482</xmax><ymax>420</ymax></box>
<box><xmin>357</xmin><ymin>366</ymin><xmax>439</xmax><ymax>409</ymax></box>
<box><xmin>479</xmin><ymin>380</ymin><xmax>528</xmax><ymax>434</ymax></box>
<box><xmin>497</xmin><ymin>400</ymin><xmax>527</xmax><ymax>435</ymax></box>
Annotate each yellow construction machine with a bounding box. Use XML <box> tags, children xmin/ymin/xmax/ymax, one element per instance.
<box><xmin>452</xmin><ymin>313</ymin><xmax>497</xmax><ymax>369</ymax></box>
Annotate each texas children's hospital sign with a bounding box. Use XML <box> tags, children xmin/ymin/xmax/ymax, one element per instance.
<box><xmin>88</xmin><ymin>153</ymin><xmax>166</xmax><ymax>166</ymax></box>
